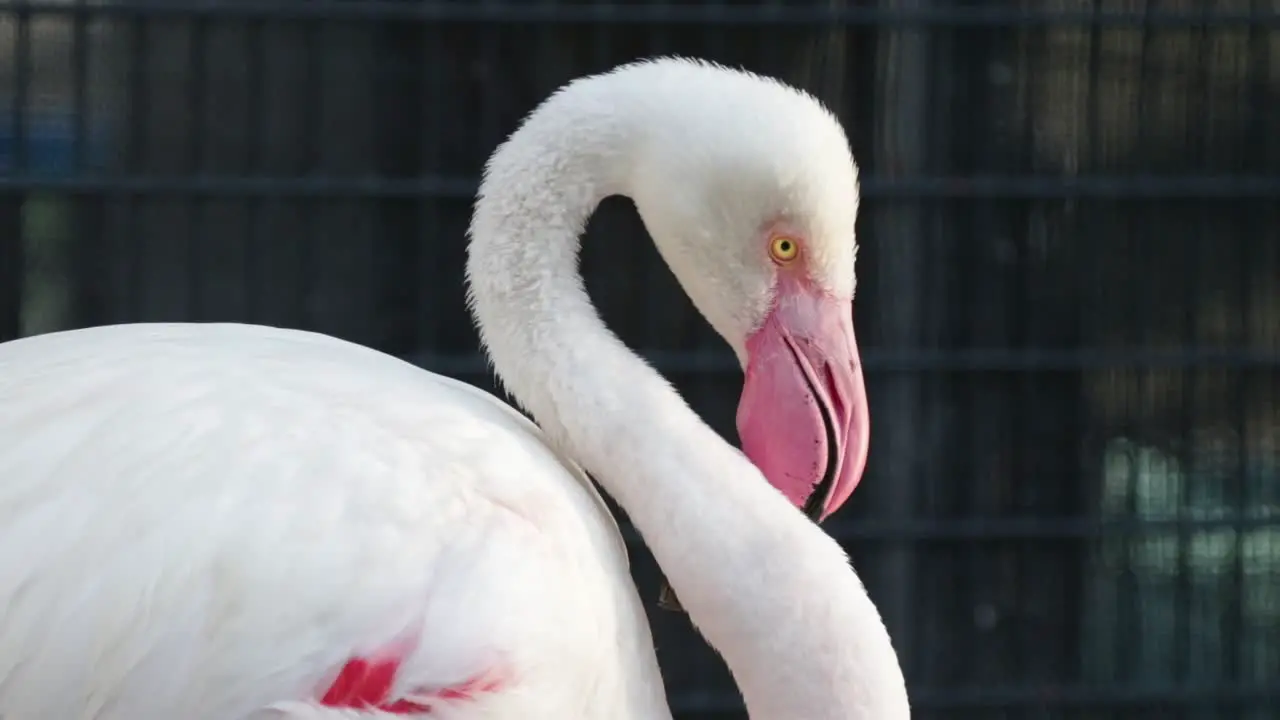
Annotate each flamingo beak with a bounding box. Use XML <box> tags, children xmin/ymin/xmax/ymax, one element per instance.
<box><xmin>656</xmin><ymin>281</ymin><xmax>868</xmax><ymax>613</ymax></box>
<box><xmin>735</xmin><ymin>281</ymin><xmax>869</xmax><ymax>523</ymax></box>
<box><xmin>656</xmin><ymin>280</ymin><xmax>869</xmax><ymax>612</ymax></box>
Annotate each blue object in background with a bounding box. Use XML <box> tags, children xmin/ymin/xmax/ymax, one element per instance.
<box><xmin>0</xmin><ymin>111</ymin><xmax>107</xmax><ymax>177</ymax></box>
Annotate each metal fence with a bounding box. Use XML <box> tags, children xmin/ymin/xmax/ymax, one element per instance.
<box><xmin>2</xmin><ymin>1</ymin><xmax>1279</xmax><ymax>718</ymax></box>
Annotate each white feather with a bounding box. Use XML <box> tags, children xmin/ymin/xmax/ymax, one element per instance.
<box><xmin>0</xmin><ymin>324</ymin><xmax>663</xmax><ymax>719</ymax></box>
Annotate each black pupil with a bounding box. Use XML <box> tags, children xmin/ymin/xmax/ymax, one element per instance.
<box><xmin>780</xmin><ymin>241</ymin><xmax>791</xmax><ymax>252</ymax></box>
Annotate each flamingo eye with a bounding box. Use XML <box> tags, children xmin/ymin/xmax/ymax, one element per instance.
<box><xmin>769</xmin><ymin>235</ymin><xmax>800</xmax><ymax>264</ymax></box>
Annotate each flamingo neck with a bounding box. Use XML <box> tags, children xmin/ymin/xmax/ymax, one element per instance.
<box><xmin>465</xmin><ymin>74</ymin><xmax>909</xmax><ymax>720</ymax></box>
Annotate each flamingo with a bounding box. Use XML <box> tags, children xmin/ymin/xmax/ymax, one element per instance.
<box><xmin>0</xmin><ymin>57</ymin><xmax>909</xmax><ymax>719</ymax></box>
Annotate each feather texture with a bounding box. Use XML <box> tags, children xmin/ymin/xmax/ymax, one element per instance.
<box><xmin>0</xmin><ymin>323</ymin><xmax>664</xmax><ymax>719</ymax></box>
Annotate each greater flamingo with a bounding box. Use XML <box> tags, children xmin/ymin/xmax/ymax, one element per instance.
<box><xmin>0</xmin><ymin>57</ymin><xmax>909</xmax><ymax>719</ymax></box>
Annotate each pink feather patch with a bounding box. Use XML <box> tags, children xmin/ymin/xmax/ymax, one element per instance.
<box><xmin>320</xmin><ymin>653</ymin><xmax>504</xmax><ymax>714</ymax></box>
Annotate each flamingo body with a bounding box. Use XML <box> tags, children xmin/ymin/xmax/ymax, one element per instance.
<box><xmin>0</xmin><ymin>323</ymin><xmax>665</xmax><ymax>719</ymax></box>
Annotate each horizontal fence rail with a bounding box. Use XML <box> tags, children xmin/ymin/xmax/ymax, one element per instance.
<box><xmin>5</xmin><ymin>174</ymin><xmax>1280</xmax><ymax>199</ymax></box>
<box><xmin>622</xmin><ymin>514</ymin><xmax>1280</xmax><ymax>543</ymax></box>
<box><xmin>670</xmin><ymin>683</ymin><xmax>1280</xmax><ymax>712</ymax></box>
<box><xmin>406</xmin><ymin>349</ymin><xmax>1280</xmax><ymax>377</ymax></box>
<box><xmin>6</xmin><ymin>1</ymin><xmax>1280</xmax><ymax>27</ymax></box>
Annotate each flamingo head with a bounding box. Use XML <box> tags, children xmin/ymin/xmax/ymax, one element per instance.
<box><xmin>626</xmin><ymin>60</ymin><xmax>868</xmax><ymax>526</ymax></box>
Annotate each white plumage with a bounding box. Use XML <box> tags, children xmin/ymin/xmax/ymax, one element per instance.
<box><xmin>0</xmin><ymin>58</ymin><xmax>909</xmax><ymax>719</ymax></box>
<box><xmin>0</xmin><ymin>324</ymin><xmax>653</xmax><ymax>719</ymax></box>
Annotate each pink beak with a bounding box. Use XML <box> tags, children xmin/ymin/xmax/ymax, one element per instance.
<box><xmin>656</xmin><ymin>276</ymin><xmax>870</xmax><ymax>612</ymax></box>
<box><xmin>736</xmin><ymin>280</ymin><xmax>869</xmax><ymax>522</ymax></box>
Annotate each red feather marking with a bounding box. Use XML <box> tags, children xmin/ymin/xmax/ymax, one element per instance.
<box><xmin>320</xmin><ymin>648</ymin><xmax>504</xmax><ymax>715</ymax></box>
<box><xmin>434</xmin><ymin>673</ymin><xmax>504</xmax><ymax>701</ymax></box>
<box><xmin>320</xmin><ymin>656</ymin><xmax>411</xmax><ymax>710</ymax></box>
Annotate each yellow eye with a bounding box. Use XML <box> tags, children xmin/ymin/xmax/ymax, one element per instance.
<box><xmin>769</xmin><ymin>235</ymin><xmax>800</xmax><ymax>263</ymax></box>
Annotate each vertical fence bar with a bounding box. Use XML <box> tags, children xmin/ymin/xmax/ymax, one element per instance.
<box><xmin>11</xmin><ymin>0</ymin><xmax>26</xmax><ymax>173</ymax></box>
<box><xmin>0</xmin><ymin>2</ymin><xmax>30</xmax><ymax>341</ymax></box>
<box><xmin>1232</xmin><ymin>6</ymin><xmax>1270</xmax><ymax>709</ymax></box>
<box><xmin>1116</xmin><ymin>0</ymin><xmax>1152</xmax><ymax>701</ymax></box>
<box><xmin>1175</xmin><ymin>16</ymin><xmax>1213</xmax><ymax>720</ymax></box>
<box><xmin>296</xmin><ymin>17</ymin><xmax>319</xmax><ymax>328</ymax></box>
<box><xmin>375</xmin><ymin>0</ymin><xmax>423</xmax><ymax>355</ymax></box>
<box><xmin>122</xmin><ymin>14</ymin><xmax>147</xmax><ymax>320</ymax></box>
<box><xmin>867</xmin><ymin>0</ymin><xmax>933</xmax><ymax>679</ymax></box>
<box><xmin>73</xmin><ymin>1</ymin><xmax>88</xmax><ymax>171</ymax></box>
<box><xmin>1078</xmin><ymin>0</ymin><xmax>1106</xmax><ymax>706</ymax></box>
<box><xmin>187</xmin><ymin>11</ymin><xmax>208</xmax><ymax>320</ymax></box>
<box><xmin>243</xmin><ymin>15</ymin><xmax>264</xmax><ymax>323</ymax></box>
<box><xmin>416</xmin><ymin>4</ymin><xmax>444</xmax><ymax>364</ymax></box>
<box><xmin>70</xmin><ymin>0</ymin><xmax>105</xmax><ymax>329</ymax></box>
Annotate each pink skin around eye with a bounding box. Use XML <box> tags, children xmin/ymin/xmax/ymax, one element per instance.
<box><xmin>735</xmin><ymin>251</ymin><xmax>869</xmax><ymax>522</ymax></box>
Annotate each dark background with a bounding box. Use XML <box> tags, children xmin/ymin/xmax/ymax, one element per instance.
<box><xmin>1</xmin><ymin>1</ymin><xmax>1278</xmax><ymax>719</ymax></box>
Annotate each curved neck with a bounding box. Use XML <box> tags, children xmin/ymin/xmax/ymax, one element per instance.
<box><xmin>466</xmin><ymin>92</ymin><xmax>909</xmax><ymax>720</ymax></box>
